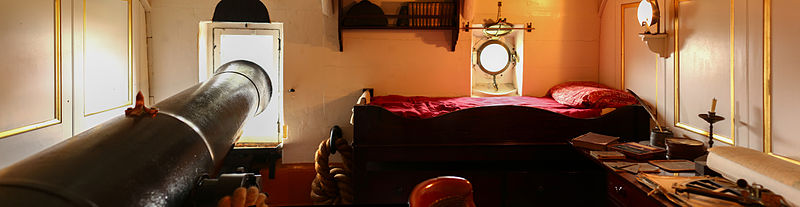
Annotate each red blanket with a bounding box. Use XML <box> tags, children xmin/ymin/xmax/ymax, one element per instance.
<box><xmin>370</xmin><ymin>95</ymin><xmax>602</xmax><ymax>119</ymax></box>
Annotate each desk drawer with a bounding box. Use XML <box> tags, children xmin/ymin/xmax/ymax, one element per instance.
<box><xmin>606</xmin><ymin>173</ymin><xmax>664</xmax><ymax>207</ymax></box>
<box><xmin>607</xmin><ymin>173</ymin><xmax>631</xmax><ymax>206</ymax></box>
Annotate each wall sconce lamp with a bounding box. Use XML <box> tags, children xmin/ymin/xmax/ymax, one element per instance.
<box><xmin>637</xmin><ymin>0</ymin><xmax>660</xmax><ymax>34</ymax></box>
<box><xmin>636</xmin><ymin>0</ymin><xmax>668</xmax><ymax>57</ymax></box>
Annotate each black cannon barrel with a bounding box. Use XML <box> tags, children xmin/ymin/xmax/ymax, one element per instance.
<box><xmin>0</xmin><ymin>60</ymin><xmax>272</xmax><ymax>207</ymax></box>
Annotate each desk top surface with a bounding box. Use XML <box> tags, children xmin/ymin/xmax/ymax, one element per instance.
<box><xmin>577</xmin><ymin>148</ymin><xmax>701</xmax><ymax>207</ymax></box>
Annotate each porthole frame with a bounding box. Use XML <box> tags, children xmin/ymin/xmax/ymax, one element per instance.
<box><xmin>475</xmin><ymin>39</ymin><xmax>515</xmax><ymax>75</ymax></box>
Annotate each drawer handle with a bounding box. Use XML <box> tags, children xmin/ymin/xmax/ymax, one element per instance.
<box><xmin>614</xmin><ymin>186</ymin><xmax>626</xmax><ymax>197</ymax></box>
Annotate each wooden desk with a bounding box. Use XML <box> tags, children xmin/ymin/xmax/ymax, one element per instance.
<box><xmin>578</xmin><ymin>149</ymin><xmax>698</xmax><ymax>207</ymax></box>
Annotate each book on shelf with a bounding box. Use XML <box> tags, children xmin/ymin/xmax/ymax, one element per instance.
<box><xmin>426</xmin><ymin>3</ymin><xmax>431</xmax><ymax>26</ymax></box>
<box><xmin>590</xmin><ymin>151</ymin><xmax>625</xmax><ymax>160</ymax></box>
<box><xmin>444</xmin><ymin>3</ymin><xmax>453</xmax><ymax>26</ymax></box>
<box><xmin>411</xmin><ymin>2</ymin><xmax>424</xmax><ymax>27</ymax></box>
<box><xmin>608</xmin><ymin>142</ymin><xmax>666</xmax><ymax>160</ymax></box>
<box><xmin>410</xmin><ymin>3</ymin><xmax>415</xmax><ymax>27</ymax></box>
<box><xmin>570</xmin><ymin>132</ymin><xmax>620</xmax><ymax>151</ymax></box>
<box><xmin>432</xmin><ymin>3</ymin><xmax>440</xmax><ymax>27</ymax></box>
<box><xmin>418</xmin><ymin>3</ymin><xmax>423</xmax><ymax>26</ymax></box>
<box><xmin>409</xmin><ymin>3</ymin><xmax>415</xmax><ymax>27</ymax></box>
<box><xmin>408</xmin><ymin>2</ymin><xmax>451</xmax><ymax>27</ymax></box>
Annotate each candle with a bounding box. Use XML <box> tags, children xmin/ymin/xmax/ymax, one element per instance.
<box><xmin>710</xmin><ymin>98</ymin><xmax>717</xmax><ymax>113</ymax></box>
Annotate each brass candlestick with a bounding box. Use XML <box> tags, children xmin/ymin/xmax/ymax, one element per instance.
<box><xmin>698</xmin><ymin>111</ymin><xmax>725</xmax><ymax>148</ymax></box>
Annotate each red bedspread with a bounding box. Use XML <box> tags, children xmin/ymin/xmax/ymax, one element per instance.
<box><xmin>370</xmin><ymin>95</ymin><xmax>603</xmax><ymax>119</ymax></box>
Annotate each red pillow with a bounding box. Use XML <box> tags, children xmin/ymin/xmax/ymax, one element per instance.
<box><xmin>547</xmin><ymin>81</ymin><xmax>637</xmax><ymax>108</ymax></box>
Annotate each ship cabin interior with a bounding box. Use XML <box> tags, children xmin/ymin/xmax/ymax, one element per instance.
<box><xmin>2</xmin><ymin>0</ymin><xmax>800</xmax><ymax>206</ymax></box>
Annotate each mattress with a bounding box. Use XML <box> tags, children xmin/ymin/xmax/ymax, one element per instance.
<box><xmin>370</xmin><ymin>95</ymin><xmax>603</xmax><ymax>119</ymax></box>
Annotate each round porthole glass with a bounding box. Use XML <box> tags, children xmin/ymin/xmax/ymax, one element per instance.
<box><xmin>476</xmin><ymin>40</ymin><xmax>512</xmax><ymax>75</ymax></box>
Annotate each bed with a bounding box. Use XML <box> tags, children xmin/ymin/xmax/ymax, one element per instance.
<box><xmin>349</xmin><ymin>83</ymin><xmax>651</xmax><ymax>205</ymax></box>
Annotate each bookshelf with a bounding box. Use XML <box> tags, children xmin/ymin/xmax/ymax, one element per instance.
<box><xmin>338</xmin><ymin>0</ymin><xmax>460</xmax><ymax>52</ymax></box>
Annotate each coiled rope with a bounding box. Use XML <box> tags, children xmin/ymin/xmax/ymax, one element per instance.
<box><xmin>311</xmin><ymin>126</ymin><xmax>353</xmax><ymax>205</ymax></box>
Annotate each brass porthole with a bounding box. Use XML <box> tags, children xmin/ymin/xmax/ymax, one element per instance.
<box><xmin>476</xmin><ymin>39</ymin><xmax>514</xmax><ymax>75</ymax></box>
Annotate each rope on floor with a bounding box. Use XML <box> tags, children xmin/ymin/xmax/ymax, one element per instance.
<box><xmin>311</xmin><ymin>128</ymin><xmax>353</xmax><ymax>205</ymax></box>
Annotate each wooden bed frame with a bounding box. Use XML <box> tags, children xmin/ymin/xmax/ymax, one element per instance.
<box><xmin>350</xmin><ymin>89</ymin><xmax>651</xmax><ymax>205</ymax></box>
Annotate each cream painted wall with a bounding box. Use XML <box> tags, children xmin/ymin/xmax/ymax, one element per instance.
<box><xmin>0</xmin><ymin>0</ymin><xmax>149</xmax><ymax>169</ymax></box>
<box><xmin>768</xmin><ymin>0</ymin><xmax>800</xmax><ymax>161</ymax></box>
<box><xmin>0</xmin><ymin>0</ymin><xmax>73</xmax><ymax>169</ymax></box>
<box><xmin>599</xmin><ymin>0</ymin><xmax>666</xmax><ymax>125</ymax></box>
<box><xmin>73</xmin><ymin>0</ymin><xmax>143</xmax><ymax>134</ymax></box>
<box><xmin>148</xmin><ymin>0</ymin><xmax>601</xmax><ymax>163</ymax></box>
<box><xmin>675</xmin><ymin>0</ymin><xmax>734</xmax><ymax>144</ymax></box>
<box><xmin>598</xmin><ymin>0</ymin><xmax>619</xmax><ymax>90</ymax></box>
<box><xmin>597</xmin><ymin>0</ymin><xmax>800</xmax><ymax>159</ymax></box>
<box><xmin>622</xmin><ymin>3</ymin><xmax>658</xmax><ymax>121</ymax></box>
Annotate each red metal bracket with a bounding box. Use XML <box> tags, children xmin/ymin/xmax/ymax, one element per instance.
<box><xmin>125</xmin><ymin>91</ymin><xmax>158</xmax><ymax>118</ymax></box>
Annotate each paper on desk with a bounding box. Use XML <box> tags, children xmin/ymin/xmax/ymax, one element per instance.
<box><xmin>604</xmin><ymin>161</ymin><xmax>635</xmax><ymax>171</ymax></box>
<box><xmin>620</xmin><ymin>163</ymin><xmax>660</xmax><ymax>174</ymax></box>
<box><xmin>637</xmin><ymin>174</ymin><xmax>743</xmax><ymax>207</ymax></box>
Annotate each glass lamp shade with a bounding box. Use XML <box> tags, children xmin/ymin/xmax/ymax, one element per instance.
<box><xmin>637</xmin><ymin>0</ymin><xmax>659</xmax><ymax>27</ymax></box>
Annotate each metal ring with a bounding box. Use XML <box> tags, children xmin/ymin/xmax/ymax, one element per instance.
<box><xmin>329</xmin><ymin>126</ymin><xmax>342</xmax><ymax>154</ymax></box>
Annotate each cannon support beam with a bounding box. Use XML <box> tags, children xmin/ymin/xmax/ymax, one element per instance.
<box><xmin>0</xmin><ymin>60</ymin><xmax>272</xmax><ymax>207</ymax></box>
